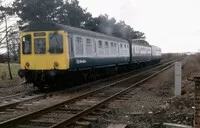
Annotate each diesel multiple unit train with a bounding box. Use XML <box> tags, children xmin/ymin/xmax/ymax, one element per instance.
<box><xmin>18</xmin><ymin>22</ymin><xmax>162</xmax><ymax>90</ymax></box>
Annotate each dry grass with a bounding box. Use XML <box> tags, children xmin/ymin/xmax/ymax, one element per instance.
<box><xmin>182</xmin><ymin>54</ymin><xmax>200</xmax><ymax>79</ymax></box>
<box><xmin>143</xmin><ymin>55</ymin><xmax>200</xmax><ymax>96</ymax></box>
<box><xmin>0</xmin><ymin>63</ymin><xmax>22</xmax><ymax>86</ymax></box>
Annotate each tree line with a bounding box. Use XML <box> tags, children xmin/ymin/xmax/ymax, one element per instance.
<box><xmin>1</xmin><ymin>0</ymin><xmax>146</xmax><ymax>41</ymax></box>
<box><xmin>0</xmin><ymin>0</ymin><xmax>147</xmax><ymax>62</ymax></box>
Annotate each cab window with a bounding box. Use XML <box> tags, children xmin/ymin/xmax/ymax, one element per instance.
<box><xmin>49</xmin><ymin>33</ymin><xmax>63</xmax><ymax>54</ymax></box>
<box><xmin>22</xmin><ymin>34</ymin><xmax>32</xmax><ymax>54</ymax></box>
<box><xmin>34</xmin><ymin>38</ymin><xmax>46</xmax><ymax>54</ymax></box>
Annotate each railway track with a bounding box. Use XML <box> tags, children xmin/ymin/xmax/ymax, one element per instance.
<box><xmin>0</xmin><ymin>58</ymin><xmax>175</xmax><ymax>115</ymax></box>
<box><xmin>0</xmin><ymin>92</ymin><xmax>28</xmax><ymax>102</ymax></box>
<box><xmin>0</xmin><ymin>92</ymin><xmax>49</xmax><ymax>112</ymax></box>
<box><xmin>0</xmin><ymin>58</ymin><xmax>183</xmax><ymax>128</ymax></box>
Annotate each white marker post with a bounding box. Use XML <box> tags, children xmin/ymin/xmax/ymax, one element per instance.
<box><xmin>174</xmin><ymin>62</ymin><xmax>182</xmax><ymax>96</ymax></box>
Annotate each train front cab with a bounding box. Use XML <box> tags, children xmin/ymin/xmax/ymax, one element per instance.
<box><xmin>18</xmin><ymin>30</ymin><xmax>70</xmax><ymax>89</ymax></box>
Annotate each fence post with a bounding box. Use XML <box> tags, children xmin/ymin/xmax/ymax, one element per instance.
<box><xmin>174</xmin><ymin>62</ymin><xmax>182</xmax><ymax>96</ymax></box>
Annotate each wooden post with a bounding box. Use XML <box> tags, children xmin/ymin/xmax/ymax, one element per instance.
<box><xmin>194</xmin><ymin>77</ymin><xmax>200</xmax><ymax>128</ymax></box>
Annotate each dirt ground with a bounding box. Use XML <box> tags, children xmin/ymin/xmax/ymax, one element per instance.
<box><xmin>93</xmin><ymin>55</ymin><xmax>198</xmax><ymax>128</ymax></box>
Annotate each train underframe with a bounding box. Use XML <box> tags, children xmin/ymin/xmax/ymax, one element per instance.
<box><xmin>18</xmin><ymin>60</ymin><xmax>160</xmax><ymax>91</ymax></box>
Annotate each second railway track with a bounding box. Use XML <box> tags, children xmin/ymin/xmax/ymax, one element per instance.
<box><xmin>0</xmin><ymin>92</ymin><xmax>47</xmax><ymax>112</ymax></box>
<box><xmin>0</xmin><ymin>57</ymin><xmax>183</xmax><ymax>128</ymax></box>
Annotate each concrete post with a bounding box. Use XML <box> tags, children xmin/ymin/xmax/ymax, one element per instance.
<box><xmin>174</xmin><ymin>62</ymin><xmax>182</xmax><ymax>96</ymax></box>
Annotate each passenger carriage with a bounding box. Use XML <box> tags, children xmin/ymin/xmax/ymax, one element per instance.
<box><xmin>19</xmin><ymin>22</ymin><xmax>130</xmax><ymax>89</ymax></box>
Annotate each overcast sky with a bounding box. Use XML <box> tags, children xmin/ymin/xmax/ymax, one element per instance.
<box><xmin>79</xmin><ymin>0</ymin><xmax>200</xmax><ymax>53</ymax></box>
<box><xmin>2</xmin><ymin>0</ymin><xmax>200</xmax><ymax>53</ymax></box>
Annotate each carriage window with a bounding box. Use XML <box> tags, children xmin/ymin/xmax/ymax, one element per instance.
<box><xmin>75</xmin><ymin>37</ymin><xmax>84</xmax><ymax>55</ymax></box>
<box><xmin>98</xmin><ymin>40</ymin><xmax>103</xmax><ymax>48</ymax></box>
<box><xmin>105</xmin><ymin>41</ymin><xmax>109</xmax><ymax>55</ymax></box>
<box><xmin>49</xmin><ymin>33</ymin><xmax>63</xmax><ymax>54</ymax></box>
<box><xmin>92</xmin><ymin>39</ymin><xmax>97</xmax><ymax>54</ymax></box>
<box><xmin>22</xmin><ymin>34</ymin><xmax>32</xmax><ymax>54</ymax></box>
<box><xmin>114</xmin><ymin>43</ymin><xmax>117</xmax><ymax>47</ymax></box>
<box><xmin>34</xmin><ymin>38</ymin><xmax>45</xmax><ymax>54</ymax></box>
<box><xmin>120</xmin><ymin>44</ymin><xmax>123</xmax><ymax>48</ymax></box>
<box><xmin>86</xmin><ymin>38</ymin><xmax>92</xmax><ymax>55</ymax></box>
<box><xmin>111</xmin><ymin>42</ymin><xmax>114</xmax><ymax>47</ymax></box>
<box><xmin>86</xmin><ymin>38</ymin><xmax>91</xmax><ymax>44</ymax></box>
<box><xmin>105</xmin><ymin>41</ymin><xmax>109</xmax><ymax>48</ymax></box>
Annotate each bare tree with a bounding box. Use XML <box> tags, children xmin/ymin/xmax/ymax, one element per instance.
<box><xmin>9</xmin><ymin>31</ymin><xmax>20</xmax><ymax>62</ymax></box>
<box><xmin>5</xmin><ymin>14</ymin><xmax>13</xmax><ymax>79</ymax></box>
<box><xmin>0</xmin><ymin>1</ymin><xmax>18</xmax><ymax>80</ymax></box>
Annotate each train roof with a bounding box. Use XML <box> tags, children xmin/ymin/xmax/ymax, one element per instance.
<box><xmin>151</xmin><ymin>45</ymin><xmax>161</xmax><ymax>49</ymax></box>
<box><xmin>131</xmin><ymin>39</ymin><xmax>151</xmax><ymax>46</ymax></box>
<box><xmin>23</xmin><ymin>22</ymin><xmax>128</xmax><ymax>43</ymax></box>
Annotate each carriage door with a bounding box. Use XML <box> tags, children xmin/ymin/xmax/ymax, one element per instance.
<box><xmin>68</xmin><ymin>34</ymin><xmax>74</xmax><ymax>69</ymax></box>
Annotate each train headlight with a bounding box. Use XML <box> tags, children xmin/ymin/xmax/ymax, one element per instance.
<box><xmin>25</xmin><ymin>62</ymin><xmax>30</xmax><ymax>68</ymax></box>
<box><xmin>54</xmin><ymin>61</ymin><xmax>59</xmax><ymax>68</ymax></box>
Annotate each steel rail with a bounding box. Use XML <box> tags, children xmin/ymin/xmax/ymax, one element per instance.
<box><xmin>0</xmin><ymin>94</ymin><xmax>46</xmax><ymax>111</ymax></box>
<box><xmin>0</xmin><ymin>92</ymin><xmax>28</xmax><ymax>101</ymax></box>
